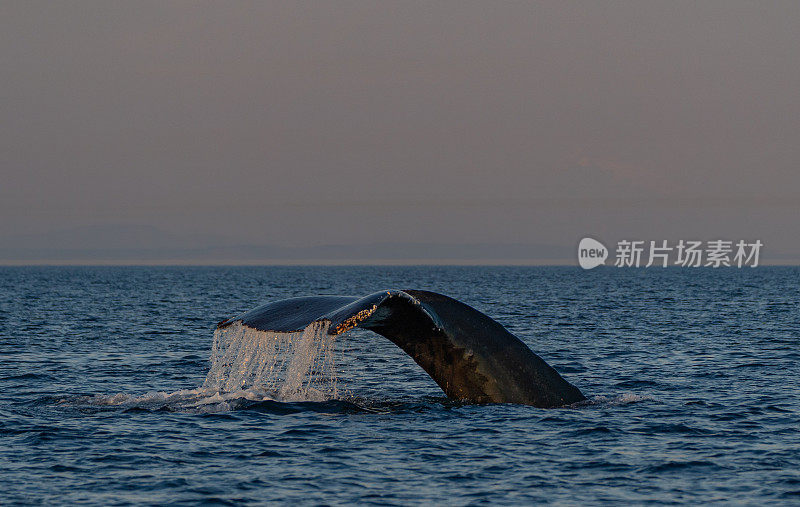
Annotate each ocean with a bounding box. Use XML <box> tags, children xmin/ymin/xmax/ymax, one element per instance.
<box><xmin>1</xmin><ymin>266</ymin><xmax>798</xmax><ymax>504</ymax></box>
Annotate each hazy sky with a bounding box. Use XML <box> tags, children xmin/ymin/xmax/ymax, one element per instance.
<box><xmin>1</xmin><ymin>1</ymin><xmax>798</xmax><ymax>259</ymax></box>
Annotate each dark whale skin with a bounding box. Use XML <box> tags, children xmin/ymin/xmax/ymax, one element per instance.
<box><xmin>219</xmin><ymin>290</ymin><xmax>586</xmax><ymax>408</ymax></box>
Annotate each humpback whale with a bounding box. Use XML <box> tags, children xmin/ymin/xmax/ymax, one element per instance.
<box><xmin>218</xmin><ymin>290</ymin><xmax>585</xmax><ymax>408</ymax></box>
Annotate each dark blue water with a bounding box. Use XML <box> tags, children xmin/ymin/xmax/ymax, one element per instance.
<box><xmin>1</xmin><ymin>266</ymin><xmax>798</xmax><ymax>504</ymax></box>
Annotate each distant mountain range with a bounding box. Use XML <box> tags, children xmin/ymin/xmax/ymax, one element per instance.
<box><xmin>0</xmin><ymin>225</ymin><xmax>569</xmax><ymax>264</ymax></box>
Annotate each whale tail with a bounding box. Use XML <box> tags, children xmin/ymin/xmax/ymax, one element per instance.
<box><xmin>217</xmin><ymin>289</ymin><xmax>585</xmax><ymax>408</ymax></box>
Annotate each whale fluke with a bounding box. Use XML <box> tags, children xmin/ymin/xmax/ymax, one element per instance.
<box><xmin>219</xmin><ymin>290</ymin><xmax>585</xmax><ymax>408</ymax></box>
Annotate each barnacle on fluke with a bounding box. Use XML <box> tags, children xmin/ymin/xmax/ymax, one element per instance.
<box><xmin>331</xmin><ymin>304</ymin><xmax>379</xmax><ymax>335</ymax></box>
<box><xmin>219</xmin><ymin>290</ymin><xmax>585</xmax><ymax>407</ymax></box>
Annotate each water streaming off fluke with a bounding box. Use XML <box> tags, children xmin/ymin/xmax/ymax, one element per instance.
<box><xmin>202</xmin><ymin>320</ymin><xmax>339</xmax><ymax>402</ymax></box>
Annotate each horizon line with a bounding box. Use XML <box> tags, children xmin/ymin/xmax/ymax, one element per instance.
<box><xmin>1</xmin><ymin>259</ymin><xmax>798</xmax><ymax>267</ymax></box>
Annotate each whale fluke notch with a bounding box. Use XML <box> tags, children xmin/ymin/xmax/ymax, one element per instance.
<box><xmin>219</xmin><ymin>290</ymin><xmax>585</xmax><ymax>408</ymax></box>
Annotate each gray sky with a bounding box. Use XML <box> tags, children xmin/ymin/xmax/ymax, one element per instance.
<box><xmin>1</xmin><ymin>1</ymin><xmax>798</xmax><ymax>262</ymax></box>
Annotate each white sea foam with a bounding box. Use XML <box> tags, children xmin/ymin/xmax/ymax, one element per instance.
<box><xmin>81</xmin><ymin>387</ymin><xmax>281</xmax><ymax>413</ymax></box>
<box><xmin>586</xmin><ymin>393</ymin><xmax>656</xmax><ymax>406</ymax></box>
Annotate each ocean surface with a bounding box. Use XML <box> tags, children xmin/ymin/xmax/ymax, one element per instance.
<box><xmin>1</xmin><ymin>266</ymin><xmax>798</xmax><ymax>505</ymax></box>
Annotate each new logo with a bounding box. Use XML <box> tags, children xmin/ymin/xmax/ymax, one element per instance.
<box><xmin>578</xmin><ymin>237</ymin><xmax>608</xmax><ymax>269</ymax></box>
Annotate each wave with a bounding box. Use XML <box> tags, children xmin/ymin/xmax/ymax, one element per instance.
<box><xmin>64</xmin><ymin>387</ymin><xmax>342</xmax><ymax>414</ymax></box>
<box><xmin>581</xmin><ymin>393</ymin><xmax>657</xmax><ymax>406</ymax></box>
